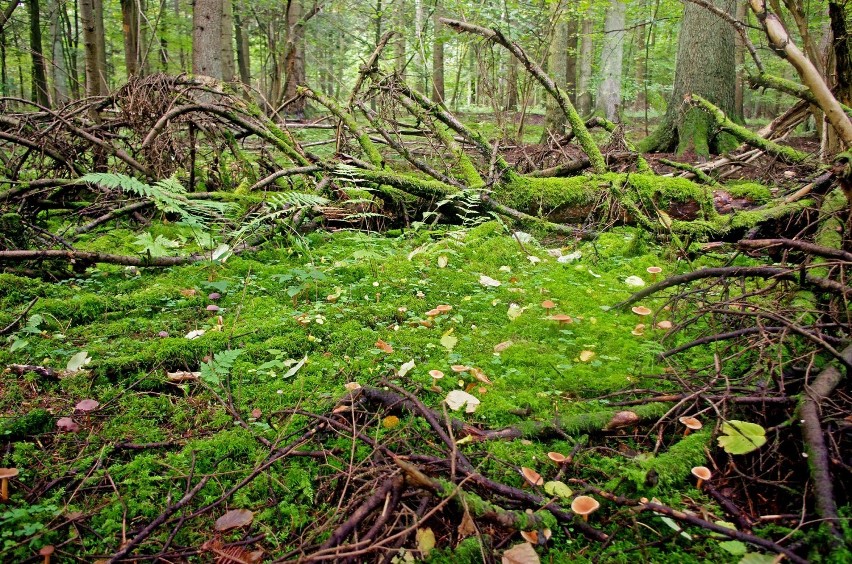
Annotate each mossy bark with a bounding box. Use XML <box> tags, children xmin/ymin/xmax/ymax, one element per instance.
<box><xmin>638</xmin><ymin>0</ymin><xmax>740</xmax><ymax>156</ymax></box>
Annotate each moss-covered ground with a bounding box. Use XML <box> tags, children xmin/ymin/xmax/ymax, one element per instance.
<box><xmin>0</xmin><ymin>222</ymin><xmax>817</xmax><ymax>562</ymax></box>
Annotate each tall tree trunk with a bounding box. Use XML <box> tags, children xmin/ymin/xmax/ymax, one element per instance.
<box><xmin>596</xmin><ymin>0</ymin><xmax>625</xmax><ymax>121</ymax></box>
<box><xmin>80</xmin><ymin>0</ymin><xmax>108</xmax><ymax>96</ymax></box>
<box><xmin>221</xmin><ymin>0</ymin><xmax>234</xmax><ymax>81</ymax></box>
<box><xmin>543</xmin><ymin>18</ymin><xmax>568</xmax><ymax>140</ymax></box>
<box><xmin>192</xmin><ymin>0</ymin><xmax>223</xmax><ymax>79</ymax></box>
<box><xmin>50</xmin><ymin>0</ymin><xmax>68</xmax><ymax>105</ymax></box>
<box><xmin>734</xmin><ymin>0</ymin><xmax>746</xmax><ymax>118</ymax></box>
<box><xmin>565</xmin><ymin>14</ymin><xmax>578</xmax><ymax>105</ymax></box>
<box><xmin>633</xmin><ymin>21</ymin><xmax>646</xmax><ymax>111</ymax></box>
<box><xmin>431</xmin><ymin>1</ymin><xmax>444</xmax><ymax>103</ymax></box>
<box><xmin>121</xmin><ymin>0</ymin><xmax>140</xmax><ymax>77</ymax></box>
<box><xmin>394</xmin><ymin>0</ymin><xmax>406</xmax><ymax>79</ymax></box>
<box><xmin>282</xmin><ymin>0</ymin><xmax>306</xmax><ymax>116</ymax></box>
<box><xmin>576</xmin><ymin>6</ymin><xmax>594</xmax><ymax>116</ymax></box>
<box><xmin>822</xmin><ymin>1</ymin><xmax>852</xmax><ymax>157</ymax></box>
<box><xmin>29</xmin><ymin>0</ymin><xmax>50</xmax><ymax>106</ymax></box>
<box><xmin>639</xmin><ymin>0</ymin><xmax>739</xmax><ymax>156</ymax></box>
<box><xmin>234</xmin><ymin>11</ymin><xmax>250</xmax><ymax>84</ymax></box>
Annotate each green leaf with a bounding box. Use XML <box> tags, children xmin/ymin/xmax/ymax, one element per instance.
<box><xmin>440</xmin><ymin>334</ymin><xmax>458</xmax><ymax>351</ymax></box>
<box><xmin>719</xmin><ymin>540</ymin><xmax>748</xmax><ymax>555</ymax></box>
<box><xmin>135</xmin><ymin>232</ymin><xmax>182</xmax><ymax>257</ymax></box>
<box><xmin>66</xmin><ymin>351</ymin><xmax>91</xmax><ymax>373</ymax></box>
<box><xmin>543</xmin><ymin>481</ymin><xmax>573</xmax><ymax>499</ymax></box>
<box><xmin>738</xmin><ymin>553</ymin><xmax>777</xmax><ymax>564</ymax></box>
<box><xmin>9</xmin><ymin>338</ymin><xmax>29</xmax><ymax>352</ymax></box>
<box><xmin>658</xmin><ymin>516</ymin><xmax>692</xmax><ymax>540</ymax></box>
<box><xmin>718</xmin><ymin>420</ymin><xmax>767</xmax><ymax>455</ymax></box>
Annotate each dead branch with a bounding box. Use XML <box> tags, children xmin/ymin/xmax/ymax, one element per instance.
<box><xmin>798</xmin><ymin>344</ymin><xmax>850</xmax><ymax>542</ymax></box>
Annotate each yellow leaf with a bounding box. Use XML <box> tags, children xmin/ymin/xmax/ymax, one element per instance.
<box><xmin>579</xmin><ymin>350</ymin><xmax>595</xmax><ymax>362</ymax></box>
<box><xmin>416</xmin><ymin>527</ymin><xmax>436</xmax><ymax>557</ymax></box>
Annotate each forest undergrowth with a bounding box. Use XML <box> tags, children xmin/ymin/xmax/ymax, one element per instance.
<box><xmin>1</xmin><ymin>219</ymin><xmax>849</xmax><ymax>562</ymax></box>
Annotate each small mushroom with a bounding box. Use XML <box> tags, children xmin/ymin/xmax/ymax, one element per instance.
<box><xmin>429</xmin><ymin>370</ymin><xmax>445</xmax><ymax>391</ymax></box>
<box><xmin>206</xmin><ymin>304</ymin><xmax>220</xmax><ymax>312</ymax></box>
<box><xmin>157</xmin><ymin>330</ymin><xmax>169</xmax><ymax>338</ymax></box>
<box><xmin>435</xmin><ymin>304</ymin><xmax>453</xmax><ymax>313</ymax></box>
<box><xmin>656</xmin><ymin>320</ymin><xmax>673</xmax><ymax>330</ymax></box>
<box><xmin>519</xmin><ymin>530</ymin><xmax>538</xmax><ymax>544</ymax></box>
<box><xmin>691</xmin><ymin>466</ymin><xmax>712</xmax><ymax>489</ymax></box>
<box><xmin>548</xmin><ymin>314</ymin><xmax>573</xmax><ymax>325</ymax></box>
<box><xmin>631</xmin><ymin>306</ymin><xmax>652</xmax><ymax>316</ymax></box>
<box><xmin>679</xmin><ymin>416</ymin><xmax>702</xmax><ymax>436</ymax></box>
<box><xmin>38</xmin><ymin>545</ymin><xmax>54</xmax><ymax>564</ymax></box>
<box><xmin>450</xmin><ymin>364</ymin><xmax>471</xmax><ymax>374</ymax></box>
<box><xmin>520</xmin><ymin>467</ymin><xmax>543</xmax><ymax>487</ymax></box>
<box><xmin>425</xmin><ymin>308</ymin><xmax>441</xmax><ymax>319</ymax></box>
<box><xmin>631</xmin><ymin>323</ymin><xmax>646</xmax><ymax>336</ymax></box>
<box><xmin>541</xmin><ymin>300</ymin><xmax>556</xmax><ymax>312</ymax></box>
<box><xmin>0</xmin><ymin>468</ymin><xmax>19</xmax><ymax>501</ymax></box>
<box><xmin>75</xmin><ymin>399</ymin><xmax>99</xmax><ymax>424</ymax></box>
<box><xmin>646</xmin><ymin>266</ymin><xmax>663</xmax><ymax>281</ymax></box>
<box><xmin>547</xmin><ymin>452</ymin><xmax>568</xmax><ymax>465</ymax></box>
<box><xmin>208</xmin><ymin>292</ymin><xmax>221</xmax><ymax>300</ymax></box>
<box><xmin>56</xmin><ymin>417</ymin><xmax>80</xmax><ymax>433</ymax></box>
<box><xmin>571</xmin><ymin>495</ymin><xmax>600</xmax><ymax>521</ymax></box>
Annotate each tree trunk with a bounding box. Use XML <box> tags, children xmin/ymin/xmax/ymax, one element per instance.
<box><xmin>192</xmin><ymin>0</ymin><xmax>223</xmax><ymax>79</ymax></box>
<box><xmin>633</xmin><ymin>21</ymin><xmax>646</xmax><ymax>112</ymax></box>
<box><xmin>639</xmin><ymin>0</ymin><xmax>740</xmax><ymax>156</ymax></box>
<box><xmin>80</xmin><ymin>0</ymin><xmax>108</xmax><ymax>96</ymax></box>
<box><xmin>543</xmin><ymin>18</ymin><xmax>568</xmax><ymax>140</ymax></box>
<box><xmin>394</xmin><ymin>0</ymin><xmax>406</xmax><ymax>79</ymax></box>
<box><xmin>221</xmin><ymin>0</ymin><xmax>234</xmax><ymax>81</ymax></box>
<box><xmin>431</xmin><ymin>2</ymin><xmax>444</xmax><ymax>103</ymax></box>
<box><xmin>282</xmin><ymin>0</ymin><xmax>306</xmax><ymax>116</ymax></box>
<box><xmin>120</xmin><ymin>0</ymin><xmax>140</xmax><ymax>77</ymax></box>
<box><xmin>234</xmin><ymin>11</ymin><xmax>250</xmax><ymax>84</ymax></box>
<box><xmin>595</xmin><ymin>0</ymin><xmax>625</xmax><ymax>122</ymax></box>
<box><xmin>734</xmin><ymin>0</ymin><xmax>747</xmax><ymax>118</ymax></box>
<box><xmin>49</xmin><ymin>0</ymin><xmax>68</xmax><ymax>105</ymax></box>
<box><xmin>576</xmin><ymin>6</ymin><xmax>594</xmax><ymax>116</ymax></box>
<box><xmin>565</xmin><ymin>14</ymin><xmax>578</xmax><ymax>105</ymax></box>
<box><xmin>29</xmin><ymin>0</ymin><xmax>50</xmax><ymax>106</ymax></box>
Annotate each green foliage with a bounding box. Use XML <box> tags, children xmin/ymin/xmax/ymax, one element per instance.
<box><xmin>718</xmin><ymin>420</ymin><xmax>767</xmax><ymax>455</ymax></box>
<box><xmin>200</xmin><ymin>349</ymin><xmax>243</xmax><ymax>386</ymax></box>
<box><xmin>79</xmin><ymin>173</ymin><xmax>233</xmax><ymax>226</ymax></box>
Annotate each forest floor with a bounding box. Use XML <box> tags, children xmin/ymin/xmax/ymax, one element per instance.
<box><xmin>0</xmin><ymin>218</ymin><xmax>827</xmax><ymax>562</ymax></box>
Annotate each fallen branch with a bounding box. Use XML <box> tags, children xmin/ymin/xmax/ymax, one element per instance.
<box><xmin>798</xmin><ymin>344</ymin><xmax>850</xmax><ymax>543</ymax></box>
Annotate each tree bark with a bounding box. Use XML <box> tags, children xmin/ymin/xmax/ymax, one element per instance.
<box><xmin>192</xmin><ymin>0</ymin><xmax>223</xmax><ymax>79</ymax></box>
<box><xmin>80</xmin><ymin>0</ymin><xmax>108</xmax><ymax>96</ymax></box>
<box><xmin>49</xmin><ymin>0</ymin><xmax>68</xmax><ymax>105</ymax></box>
<box><xmin>221</xmin><ymin>0</ymin><xmax>235</xmax><ymax>81</ymax></box>
<box><xmin>120</xmin><ymin>0</ymin><xmax>140</xmax><ymax>77</ymax></box>
<box><xmin>576</xmin><ymin>6</ymin><xmax>594</xmax><ymax>116</ymax></box>
<box><xmin>543</xmin><ymin>17</ymin><xmax>568</xmax><ymax>139</ymax></box>
<box><xmin>28</xmin><ymin>0</ymin><xmax>50</xmax><ymax>107</ymax></box>
<box><xmin>234</xmin><ymin>11</ymin><xmax>250</xmax><ymax>84</ymax></box>
<box><xmin>639</xmin><ymin>0</ymin><xmax>740</xmax><ymax>155</ymax></box>
<box><xmin>431</xmin><ymin>1</ymin><xmax>444</xmax><ymax>103</ymax></box>
<box><xmin>282</xmin><ymin>0</ymin><xmax>306</xmax><ymax>115</ymax></box>
<box><xmin>596</xmin><ymin>0</ymin><xmax>625</xmax><ymax>121</ymax></box>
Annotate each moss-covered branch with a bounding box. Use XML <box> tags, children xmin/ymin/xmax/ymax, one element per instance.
<box><xmin>749</xmin><ymin>73</ymin><xmax>852</xmax><ymax>116</ymax></box>
<box><xmin>690</xmin><ymin>94</ymin><xmax>811</xmax><ymax>164</ymax></box>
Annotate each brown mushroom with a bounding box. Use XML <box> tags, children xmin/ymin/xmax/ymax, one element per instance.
<box><xmin>541</xmin><ymin>300</ymin><xmax>556</xmax><ymax>312</ymax></box>
<box><xmin>450</xmin><ymin>364</ymin><xmax>471</xmax><ymax>374</ymax></box>
<box><xmin>429</xmin><ymin>370</ymin><xmax>445</xmax><ymax>391</ymax></box>
<box><xmin>646</xmin><ymin>266</ymin><xmax>663</xmax><ymax>281</ymax></box>
<box><xmin>425</xmin><ymin>308</ymin><xmax>441</xmax><ymax>319</ymax></box>
<box><xmin>691</xmin><ymin>466</ymin><xmax>712</xmax><ymax>489</ymax></box>
<box><xmin>547</xmin><ymin>452</ymin><xmax>568</xmax><ymax>465</ymax></box>
<box><xmin>549</xmin><ymin>314</ymin><xmax>573</xmax><ymax>325</ymax></box>
<box><xmin>679</xmin><ymin>416</ymin><xmax>703</xmax><ymax>436</ymax></box>
<box><xmin>631</xmin><ymin>323</ymin><xmax>646</xmax><ymax>336</ymax></box>
<box><xmin>571</xmin><ymin>495</ymin><xmax>600</xmax><ymax>521</ymax></box>
<box><xmin>656</xmin><ymin>320</ymin><xmax>673</xmax><ymax>330</ymax></box>
<box><xmin>520</xmin><ymin>467</ymin><xmax>543</xmax><ymax>487</ymax></box>
<box><xmin>435</xmin><ymin>304</ymin><xmax>453</xmax><ymax>313</ymax></box>
<box><xmin>519</xmin><ymin>530</ymin><xmax>538</xmax><ymax>544</ymax></box>
<box><xmin>38</xmin><ymin>545</ymin><xmax>54</xmax><ymax>564</ymax></box>
<box><xmin>631</xmin><ymin>306</ymin><xmax>652</xmax><ymax>316</ymax></box>
<box><xmin>56</xmin><ymin>417</ymin><xmax>80</xmax><ymax>433</ymax></box>
<box><xmin>0</xmin><ymin>468</ymin><xmax>19</xmax><ymax>501</ymax></box>
<box><xmin>75</xmin><ymin>399</ymin><xmax>99</xmax><ymax>424</ymax></box>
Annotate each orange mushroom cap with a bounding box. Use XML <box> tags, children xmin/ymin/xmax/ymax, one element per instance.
<box><xmin>691</xmin><ymin>466</ymin><xmax>712</xmax><ymax>481</ymax></box>
<box><xmin>521</xmin><ymin>467</ymin><xmax>544</xmax><ymax>486</ymax></box>
<box><xmin>679</xmin><ymin>416</ymin><xmax>703</xmax><ymax>431</ymax></box>
<box><xmin>631</xmin><ymin>306</ymin><xmax>652</xmax><ymax>316</ymax></box>
<box><xmin>571</xmin><ymin>495</ymin><xmax>600</xmax><ymax>516</ymax></box>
